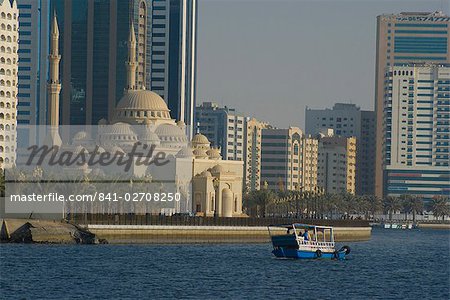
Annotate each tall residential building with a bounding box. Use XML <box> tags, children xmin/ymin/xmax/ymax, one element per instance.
<box><xmin>374</xmin><ymin>11</ymin><xmax>450</xmax><ymax>197</ymax></box>
<box><xmin>382</xmin><ymin>64</ymin><xmax>450</xmax><ymax>199</ymax></box>
<box><xmin>50</xmin><ymin>0</ymin><xmax>196</xmax><ymax>130</ymax></box>
<box><xmin>244</xmin><ymin>117</ymin><xmax>269</xmax><ymax>191</ymax></box>
<box><xmin>16</xmin><ymin>0</ymin><xmax>49</xmax><ymax>129</ymax></box>
<box><xmin>317</xmin><ymin>130</ymin><xmax>356</xmax><ymax>195</ymax></box>
<box><xmin>260</xmin><ymin>127</ymin><xmax>303</xmax><ymax>191</ymax></box>
<box><xmin>305</xmin><ymin>103</ymin><xmax>375</xmax><ymax>195</ymax></box>
<box><xmin>0</xmin><ymin>0</ymin><xmax>19</xmax><ymax>169</ymax></box>
<box><xmin>301</xmin><ymin>135</ymin><xmax>318</xmax><ymax>192</ymax></box>
<box><xmin>195</xmin><ymin>102</ymin><xmax>245</xmax><ymax>161</ymax></box>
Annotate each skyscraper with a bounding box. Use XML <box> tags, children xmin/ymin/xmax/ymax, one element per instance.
<box><xmin>374</xmin><ymin>11</ymin><xmax>450</xmax><ymax>197</ymax></box>
<box><xmin>16</xmin><ymin>0</ymin><xmax>49</xmax><ymax>128</ymax></box>
<box><xmin>382</xmin><ymin>64</ymin><xmax>450</xmax><ymax>199</ymax></box>
<box><xmin>305</xmin><ymin>103</ymin><xmax>375</xmax><ymax>195</ymax></box>
<box><xmin>0</xmin><ymin>0</ymin><xmax>19</xmax><ymax>169</ymax></box>
<box><xmin>50</xmin><ymin>0</ymin><xmax>196</xmax><ymax>130</ymax></box>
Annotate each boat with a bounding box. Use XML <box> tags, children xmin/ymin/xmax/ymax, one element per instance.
<box><xmin>267</xmin><ymin>224</ymin><xmax>351</xmax><ymax>260</ymax></box>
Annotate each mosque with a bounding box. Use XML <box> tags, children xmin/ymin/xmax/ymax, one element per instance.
<box><xmin>40</xmin><ymin>14</ymin><xmax>244</xmax><ymax>218</ymax></box>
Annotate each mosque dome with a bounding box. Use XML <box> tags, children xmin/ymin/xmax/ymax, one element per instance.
<box><xmin>193</xmin><ymin>148</ymin><xmax>208</xmax><ymax>159</ymax></box>
<box><xmin>176</xmin><ymin>147</ymin><xmax>193</xmax><ymax>158</ymax></box>
<box><xmin>192</xmin><ymin>133</ymin><xmax>210</xmax><ymax>145</ymax></box>
<box><xmin>210</xmin><ymin>164</ymin><xmax>225</xmax><ymax>174</ymax></box>
<box><xmin>73</xmin><ymin>131</ymin><xmax>89</xmax><ymax>141</ymax></box>
<box><xmin>207</xmin><ymin>148</ymin><xmax>221</xmax><ymax>160</ymax></box>
<box><xmin>200</xmin><ymin>170</ymin><xmax>212</xmax><ymax>178</ymax></box>
<box><xmin>139</xmin><ymin>128</ymin><xmax>161</xmax><ymax>146</ymax></box>
<box><xmin>99</xmin><ymin>122</ymin><xmax>138</xmax><ymax>150</ymax></box>
<box><xmin>155</xmin><ymin>123</ymin><xmax>188</xmax><ymax>148</ymax></box>
<box><xmin>191</xmin><ymin>133</ymin><xmax>211</xmax><ymax>151</ymax></box>
<box><xmin>113</xmin><ymin>90</ymin><xmax>171</xmax><ymax>124</ymax></box>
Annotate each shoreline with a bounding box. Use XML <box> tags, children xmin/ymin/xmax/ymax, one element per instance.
<box><xmin>0</xmin><ymin>218</ymin><xmax>371</xmax><ymax>244</ymax></box>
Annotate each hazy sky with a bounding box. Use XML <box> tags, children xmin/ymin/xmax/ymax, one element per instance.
<box><xmin>196</xmin><ymin>0</ymin><xmax>449</xmax><ymax>128</ymax></box>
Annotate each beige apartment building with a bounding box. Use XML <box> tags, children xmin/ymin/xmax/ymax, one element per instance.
<box><xmin>317</xmin><ymin>130</ymin><xmax>356</xmax><ymax>195</ymax></box>
<box><xmin>244</xmin><ymin>118</ymin><xmax>269</xmax><ymax>191</ymax></box>
<box><xmin>301</xmin><ymin>136</ymin><xmax>318</xmax><ymax>192</ymax></box>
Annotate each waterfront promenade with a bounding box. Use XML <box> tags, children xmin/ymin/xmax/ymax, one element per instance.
<box><xmin>1</xmin><ymin>217</ymin><xmax>371</xmax><ymax>244</ymax></box>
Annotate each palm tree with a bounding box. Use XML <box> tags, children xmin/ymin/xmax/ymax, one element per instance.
<box><xmin>430</xmin><ymin>196</ymin><xmax>449</xmax><ymax>222</ymax></box>
<box><xmin>367</xmin><ymin>195</ymin><xmax>383</xmax><ymax>220</ymax></box>
<box><xmin>410</xmin><ymin>196</ymin><xmax>424</xmax><ymax>223</ymax></box>
<box><xmin>384</xmin><ymin>196</ymin><xmax>401</xmax><ymax>221</ymax></box>
<box><xmin>400</xmin><ymin>195</ymin><xmax>413</xmax><ymax>221</ymax></box>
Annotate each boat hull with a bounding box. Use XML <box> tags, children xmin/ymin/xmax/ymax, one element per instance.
<box><xmin>272</xmin><ymin>248</ymin><xmax>346</xmax><ymax>260</ymax></box>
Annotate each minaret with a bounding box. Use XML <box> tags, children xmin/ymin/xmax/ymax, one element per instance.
<box><xmin>45</xmin><ymin>12</ymin><xmax>62</xmax><ymax>146</ymax></box>
<box><xmin>126</xmin><ymin>23</ymin><xmax>137</xmax><ymax>91</ymax></box>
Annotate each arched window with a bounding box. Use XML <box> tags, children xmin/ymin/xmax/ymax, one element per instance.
<box><xmin>0</xmin><ymin>146</ymin><xmax>3</xmax><ymax>153</ymax></box>
<box><xmin>7</xmin><ymin>24</ymin><xmax>11</xmax><ymax>31</ymax></box>
<box><xmin>1</xmin><ymin>46</ymin><xmax>4</xmax><ymax>52</ymax></box>
<box><xmin>1</xmin><ymin>24</ymin><xmax>5</xmax><ymax>30</ymax></box>
<box><xmin>0</xmin><ymin>102</ymin><xmax>4</xmax><ymax>108</ymax></box>
<box><xmin>0</xmin><ymin>135</ymin><xmax>3</xmax><ymax>142</ymax></box>
<box><xmin>7</xmin><ymin>36</ymin><xmax>11</xmax><ymax>42</ymax></box>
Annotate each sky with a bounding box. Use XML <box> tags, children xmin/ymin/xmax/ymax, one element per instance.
<box><xmin>196</xmin><ymin>0</ymin><xmax>449</xmax><ymax>128</ymax></box>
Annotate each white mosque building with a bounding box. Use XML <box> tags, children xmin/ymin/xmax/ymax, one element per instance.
<box><xmin>40</xmin><ymin>16</ymin><xmax>244</xmax><ymax>217</ymax></box>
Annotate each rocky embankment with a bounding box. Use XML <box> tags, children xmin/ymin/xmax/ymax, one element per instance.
<box><xmin>0</xmin><ymin>219</ymin><xmax>107</xmax><ymax>244</ymax></box>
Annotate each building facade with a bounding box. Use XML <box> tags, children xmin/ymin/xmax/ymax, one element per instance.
<box><xmin>50</xmin><ymin>0</ymin><xmax>196</xmax><ymax>130</ymax></box>
<box><xmin>374</xmin><ymin>11</ymin><xmax>450</xmax><ymax>197</ymax></box>
<box><xmin>305</xmin><ymin>103</ymin><xmax>375</xmax><ymax>195</ymax></box>
<box><xmin>243</xmin><ymin>117</ymin><xmax>269</xmax><ymax>191</ymax></box>
<box><xmin>16</xmin><ymin>0</ymin><xmax>49</xmax><ymax>128</ymax></box>
<box><xmin>195</xmin><ymin>102</ymin><xmax>245</xmax><ymax>161</ymax></box>
<box><xmin>301</xmin><ymin>136</ymin><xmax>318</xmax><ymax>192</ymax></box>
<box><xmin>0</xmin><ymin>0</ymin><xmax>19</xmax><ymax>169</ymax></box>
<box><xmin>382</xmin><ymin>64</ymin><xmax>450</xmax><ymax>199</ymax></box>
<box><xmin>260</xmin><ymin>127</ymin><xmax>303</xmax><ymax>191</ymax></box>
<box><xmin>317</xmin><ymin>131</ymin><xmax>356</xmax><ymax>195</ymax></box>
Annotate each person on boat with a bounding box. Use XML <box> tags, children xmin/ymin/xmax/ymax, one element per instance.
<box><xmin>303</xmin><ymin>229</ymin><xmax>310</xmax><ymax>241</ymax></box>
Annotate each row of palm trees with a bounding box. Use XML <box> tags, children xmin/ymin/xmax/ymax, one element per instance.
<box><xmin>243</xmin><ymin>189</ymin><xmax>450</xmax><ymax>222</ymax></box>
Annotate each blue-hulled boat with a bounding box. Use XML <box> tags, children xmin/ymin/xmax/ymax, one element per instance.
<box><xmin>268</xmin><ymin>224</ymin><xmax>350</xmax><ymax>260</ymax></box>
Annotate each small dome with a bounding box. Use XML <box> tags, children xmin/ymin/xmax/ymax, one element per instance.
<box><xmin>73</xmin><ymin>131</ymin><xmax>89</xmax><ymax>140</ymax></box>
<box><xmin>139</xmin><ymin>128</ymin><xmax>161</xmax><ymax>145</ymax></box>
<box><xmin>207</xmin><ymin>148</ymin><xmax>221</xmax><ymax>160</ymax></box>
<box><xmin>102</xmin><ymin>122</ymin><xmax>137</xmax><ymax>137</ymax></box>
<box><xmin>193</xmin><ymin>148</ymin><xmax>208</xmax><ymax>159</ymax></box>
<box><xmin>176</xmin><ymin>147</ymin><xmax>193</xmax><ymax>158</ymax></box>
<box><xmin>98</xmin><ymin>118</ymin><xmax>108</xmax><ymax>125</ymax></box>
<box><xmin>192</xmin><ymin>133</ymin><xmax>209</xmax><ymax>145</ymax></box>
<box><xmin>210</xmin><ymin>164</ymin><xmax>225</xmax><ymax>174</ymax></box>
<box><xmin>200</xmin><ymin>170</ymin><xmax>212</xmax><ymax>178</ymax></box>
<box><xmin>155</xmin><ymin>123</ymin><xmax>188</xmax><ymax>147</ymax></box>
